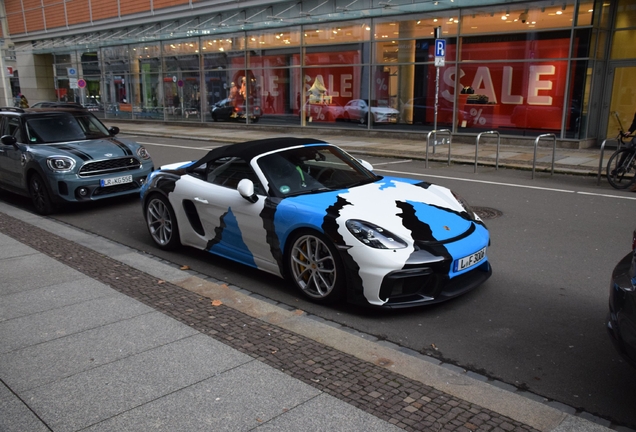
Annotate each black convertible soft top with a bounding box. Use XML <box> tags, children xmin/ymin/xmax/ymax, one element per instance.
<box><xmin>186</xmin><ymin>137</ymin><xmax>328</xmax><ymax>172</ymax></box>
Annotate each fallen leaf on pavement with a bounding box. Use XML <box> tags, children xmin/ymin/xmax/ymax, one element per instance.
<box><xmin>211</xmin><ymin>299</ymin><xmax>223</xmax><ymax>306</ymax></box>
<box><xmin>180</xmin><ymin>265</ymin><xmax>190</xmax><ymax>270</ymax></box>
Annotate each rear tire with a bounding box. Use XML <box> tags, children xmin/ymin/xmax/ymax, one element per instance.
<box><xmin>145</xmin><ymin>194</ymin><xmax>181</xmax><ymax>250</ymax></box>
<box><xmin>607</xmin><ymin>148</ymin><xmax>636</xmax><ymax>190</ymax></box>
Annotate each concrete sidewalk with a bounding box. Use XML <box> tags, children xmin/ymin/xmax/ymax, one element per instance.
<box><xmin>106</xmin><ymin>121</ymin><xmax>612</xmax><ymax>179</ymax></box>
<box><xmin>0</xmin><ymin>200</ymin><xmax>617</xmax><ymax>431</ymax></box>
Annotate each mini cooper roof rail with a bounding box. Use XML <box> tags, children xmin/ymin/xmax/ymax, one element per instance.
<box><xmin>0</xmin><ymin>107</ymin><xmax>25</xmax><ymax>113</ymax></box>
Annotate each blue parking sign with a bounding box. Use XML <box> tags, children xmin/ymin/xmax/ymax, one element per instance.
<box><xmin>435</xmin><ymin>39</ymin><xmax>446</xmax><ymax>57</ymax></box>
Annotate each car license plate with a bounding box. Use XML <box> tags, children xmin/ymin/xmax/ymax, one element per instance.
<box><xmin>455</xmin><ymin>247</ymin><xmax>487</xmax><ymax>272</ymax></box>
<box><xmin>100</xmin><ymin>175</ymin><xmax>133</xmax><ymax>187</ymax></box>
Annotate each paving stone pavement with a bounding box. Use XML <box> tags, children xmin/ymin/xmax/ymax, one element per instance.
<box><xmin>0</xmin><ymin>199</ymin><xmax>618</xmax><ymax>431</ymax></box>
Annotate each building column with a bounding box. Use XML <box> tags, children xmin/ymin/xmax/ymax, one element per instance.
<box><xmin>15</xmin><ymin>45</ymin><xmax>56</xmax><ymax>104</ymax></box>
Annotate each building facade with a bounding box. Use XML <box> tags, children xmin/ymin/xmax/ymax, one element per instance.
<box><xmin>1</xmin><ymin>0</ymin><xmax>635</xmax><ymax>147</ymax></box>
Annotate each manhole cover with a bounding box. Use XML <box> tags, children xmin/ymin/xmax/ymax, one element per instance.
<box><xmin>473</xmin><ymin>206</ymin><xmax>503</xmax><ymax>220</ymax></box>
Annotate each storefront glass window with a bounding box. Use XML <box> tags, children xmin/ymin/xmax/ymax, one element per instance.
<box><xmin>202</xmin><ymin>34</ymin><xmax>245</xmax><ymax>122</ymax></box>
<box><xmin>163</xmin><ymin>39</ymin><xmax>200</xmax><ymax>56</ymax></box>
<box><xmin>162</xmin><ymin>39</ymin><xmax>201</xmax><ymax>122</ymax></box>
<box><xmin>248</xmin><ymin>47</ymin><xmax>300</xmax><ymax>124</ymax></box>
<box><xmin>102</xmin><ymin>46</ymin><xmax>131</xmax><ymax>119</ymax></box>
<box><xmin>611</xmin><ymin>30</ymin><xmax>636</xmax><ymax>60</ymax></box>
<box><xmin>615</xmin><ymin>0</ymin><xmax>636</xmax><ymax>29</ymax></box>
<box><xmin>128</xmin><ymin>43</ymin><xmax>161</xmax><ymax>120</ymax></box>
<box><xmin>299</xmin><ymin>41</ymin><xmax>370</xmax><ymax>128</ymax></box>
<box><xmin>461</xmin><ymin>1</ymin><xmax>578</xmax><ymax>35</ymax></box>
<box><xmin>575</xmin><ymin>2</ymin><xmax>595</xmax><ymax>26</ymax></box>
<box><xmin>201</xmin><ymin>35</ymin><xmax>245</xmax><ymax>55</ymax></box>
<box><xmin>247</xmin><ymin>28</ymin><xmax>300</xmax><ymax>49</ymax></box>
<box><xmin>303</xmin><ymin>21</ymin><xmax>371</xmax><ymax>46</ymax></box>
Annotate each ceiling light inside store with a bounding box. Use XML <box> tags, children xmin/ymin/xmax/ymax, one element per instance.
<box><xmin>556</xmin><ymin>10</ymin><xmax>562</xmax><ymax>14</ymax></box>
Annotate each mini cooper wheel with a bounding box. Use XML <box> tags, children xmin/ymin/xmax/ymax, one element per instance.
<box><xmin>28</xmin><ymin>173</ymin><xmax>54</xmax><ymax>215</ymax></box>
<box><xmin>145</xmin><ymin>194</ymin><xmax>180</xmax><ymax>250</ymax></box>
<box><xmin>287</xmin><ymin>230</ymin><xmax>345</xmax><ymax>304</ymax></box>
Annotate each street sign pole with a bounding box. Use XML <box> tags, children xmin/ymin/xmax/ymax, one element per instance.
<box><xmin>433</xmin><ymin>27</ymin><xmax>445</xmax><ymax>151</ymax></box>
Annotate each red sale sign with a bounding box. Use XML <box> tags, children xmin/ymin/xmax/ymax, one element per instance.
<box><xmin>426</xmin><ymin>36</ymin><xmax>575</xmax><ymax>130</ymax></box>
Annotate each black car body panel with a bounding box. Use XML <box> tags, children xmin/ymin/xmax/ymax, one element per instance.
<box><xmin>607</xmin><ymin>231</ymin><xmax>636</xmax><ymax>368</ymax></box>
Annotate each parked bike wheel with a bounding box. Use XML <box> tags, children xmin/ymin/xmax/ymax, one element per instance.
<box><xmin>607</xmin><ymin>148</ymin><xmax>636</xmax><ymax>189</ymax></box>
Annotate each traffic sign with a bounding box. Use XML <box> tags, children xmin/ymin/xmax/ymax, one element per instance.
<box><xmin>435</xmin><ymin>39</ymin><xmax>446</xmax><ymax>57</ymax></box>
<box><xmin>77</xmin><ymin>79</ymin><xmax>86</xmax><ymax>89</ymax></box>
<box><xmin>435</xmin><ymin>38</ymin><xmax>446</xmax><ymax>67</ymax></box>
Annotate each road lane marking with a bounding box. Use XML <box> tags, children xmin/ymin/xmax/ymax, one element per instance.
<box><xmin>377</xmin><ymin>169</ymin><xmax>636</xmax><ymax>200</ymax></box>
<box><xmin>371</xmin><ymin>159</ymin><xmax>413</xmax><ymax>166</ymax></box>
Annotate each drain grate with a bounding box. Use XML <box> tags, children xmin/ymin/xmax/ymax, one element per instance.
<box><xmin>473</xmin><ymin>206</ymin><xmax>503</xmax><ymax>220</ymax></box>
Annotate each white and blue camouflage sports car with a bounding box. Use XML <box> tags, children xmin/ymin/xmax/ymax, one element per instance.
<box><xmin>141</xmin><ymin>137</ymin><xmax>491</xmax><ymax>308</ymax></box>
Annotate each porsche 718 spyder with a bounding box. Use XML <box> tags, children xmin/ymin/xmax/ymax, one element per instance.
<box><xmin>140</xmin><ymin>137</ymin><xmax>491</xmax><ymax>308</ymax></box>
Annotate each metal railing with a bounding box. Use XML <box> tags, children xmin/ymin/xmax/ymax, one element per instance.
<box><xmin>425</xmin><ymin>129</ymin><xmax>452</xmax><ymax>169</ymax></box>
<box><xmin>597</xmin><ymin>137</ymin><xmax>620</xmax><ymax>185</ymax></box>
<box><xmin>474</xmin><ymin>130</ymin><xmax>500</xmax><ymax>173</ymax></box>
<box><xmin>531</xmin><ymin>133</ymin><xmax>557</xmax><ymax>179</ymax></box>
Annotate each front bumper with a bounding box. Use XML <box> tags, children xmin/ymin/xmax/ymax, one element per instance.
<box><xmin>378</xmin><ymin>260</ymin><xmax>492</xmax><ymax>308</ymax></box>
<box><xmin>47</xmin><ymin>163</ymin><xmax>155</xmax><ymax>203</ymax></box>
<box><xmin>342</xmin><ymin>223</ymin><xmax>491</xmax><ymax>308</ymax></box>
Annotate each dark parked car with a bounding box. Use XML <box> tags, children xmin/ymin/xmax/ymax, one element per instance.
<box><xmin>210</xmin><ymin>98</ymin><xmax>261</xmax><ymax>123</ymax></box>
<box><xmin>0</xmin><ymin>106</ymin><xmax>154</xmax><ymax>215</ymax></box>
<box><xmin>607</xmin><ymin>229</ymin><xmax>636</xmax><ymax>368</ymax></box>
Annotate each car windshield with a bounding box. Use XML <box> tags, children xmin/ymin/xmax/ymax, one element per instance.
<box><xmin>24</xmin><ymin>112</ymin><xmax>110</xmax><ymax>144</ymax></box>
<box><xmin>257</xmin><ymin>145</ymin><xmax>379</xmax><ymax>197</ymax></box>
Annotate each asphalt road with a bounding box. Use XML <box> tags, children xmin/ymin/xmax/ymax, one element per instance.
<box><xmin>2</xmin><ymin>134</ymin><xmax>635</xmax><ymax>429</ymax></box>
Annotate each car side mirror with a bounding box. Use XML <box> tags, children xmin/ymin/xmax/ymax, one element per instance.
<box><xmin>108</xmin><ymin>126</ymin><xmax>120</xmax><ymax>136</ymax></box>
<box><xmin>359</xmin><ymin>159</ymin><xmax>374</xmax><ymax>171</ymax></box>
<box><xmin>1</xmin><ymin>135</ymin><xmax>17</xmax><ymax>147</ymax></box>
<box><xmin>238</xmin><ymin>179</ymin><xmax>258</xmax><ymax>203</ymax></box>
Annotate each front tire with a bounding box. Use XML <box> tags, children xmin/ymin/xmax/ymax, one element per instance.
<box><xmin>145</xmin><ymin>194</ymin><xmax>181</xmax><ymax>250</ymax></box>
<box><xmin>287</xmin><ymin>230</ymin><xmax>345</xmax><ymax>304</ymax></box>
<box><xmin>28</xmin><ymin>173</ymin><xmax>54</xmax><ymax>215</ymax></box>
<box><xmin>607</xmin><ymin>148</ymin><xmax>636</xmax><ymax>190</ymax></box>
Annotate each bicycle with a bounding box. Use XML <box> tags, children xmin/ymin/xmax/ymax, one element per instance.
<box><xmin>606</xmin><ymin>130</ymin><xmax>636</xmax><ymax>189</ymax></box>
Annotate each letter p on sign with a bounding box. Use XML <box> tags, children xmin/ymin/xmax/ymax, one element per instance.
<box><xmin>435</xmin><ymin>39</ymin><xmax>446</xmax><ymax>57</ymax></box>
<box><xmin>435</xmin><ymin>39</ymin><xmax>446</xmax><ymax>67</ymax></box>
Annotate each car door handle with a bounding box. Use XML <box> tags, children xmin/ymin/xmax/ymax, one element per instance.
<box><xmin>194</xmin><ymin>197</ymin><xmax>209</xmax><ymax>204</ymax></box>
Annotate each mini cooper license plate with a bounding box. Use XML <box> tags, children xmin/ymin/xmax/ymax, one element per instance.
<box><xmin>455</xmin><ymin>247</ymin><xmax>487</xmax><ymax>272</ymax></box>
<box><xmin>100</xmin><ymin>175</ymin><xmax>133</xmax><ymax>187</ymax></box>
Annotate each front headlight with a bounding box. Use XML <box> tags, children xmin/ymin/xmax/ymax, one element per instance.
<box><xmin>137</xmin><ymin>146</ymin><xmax>151</xmax><ymax>160</ymax></box>
<box><xmin>451</xmin><ymin>191</ymin><xmax>477</xmax><ymax>220</ymax></box>
<box><xmin>46</xmin><ymin>156</ymin><xmax>76</xmax><ymax>172</ymax></box>
<box><xmin>346</xmin><ymin>219</ymin><xmax>407</xmax><ymax>249</ymax></box>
